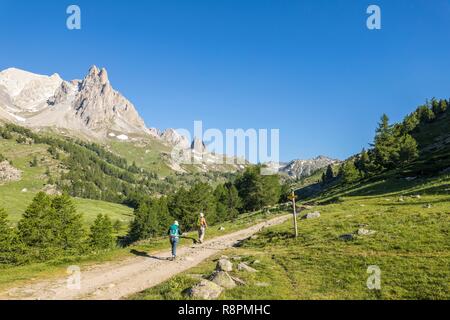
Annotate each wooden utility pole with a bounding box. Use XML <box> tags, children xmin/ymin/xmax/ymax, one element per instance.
<box><xmin>289</xmin><ymin>189</ymin><xmax>298</xmax><ymax>238</ymax></box>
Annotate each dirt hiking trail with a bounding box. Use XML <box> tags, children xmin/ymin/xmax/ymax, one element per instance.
<box><xmin>2</xmin><ymin>214</ymin><xmax>290</xmax><ymax>300</ymax></box>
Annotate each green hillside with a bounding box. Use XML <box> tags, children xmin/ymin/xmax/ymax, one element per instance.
<box><xmin>0</xmin><ymin>138</ymin><xmax>133</xmax><ymax>224</ymax></box>
<box><xmin>132</xmin><ymin>174</ymin><xmax>450</xmax><ymax>300</ymax></box>
<box><xmin>108</xmin><ymin>139</ymin><xmax>173</xmax><ymax>177</ymax></box>
<box><xmin>131</xmin><ymin>99</ymin><xmax>450</xmax><ymax>300</ymax></box>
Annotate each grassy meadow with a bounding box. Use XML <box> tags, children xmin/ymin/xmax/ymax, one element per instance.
<box><xmin>0</xmin><ymin>204</ymin><xmax>286</xmax><ymax>292</ymax></box>
<box><xmin>0</xmin><ymin>139</ymin><xmax>134</xmax><ymax>225</ymax></box>
<box><xmin>132</xmin><ymin>176</ymin><xmax>450</xmax><ymax>300</ymax></box>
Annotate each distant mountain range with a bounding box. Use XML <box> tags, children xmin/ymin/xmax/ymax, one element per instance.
<box><xmin>267</xmin><ymin>156</ymin><xmax>340</xmax><ymax>179</ymax></box>
<box><xmin>0</xmin><ymin>66</ymin><xmax>161</xmax><ymax>138</ymax></box>
<box><xmin>0</xmin><ymin>66</ymin><xmax>337</xmax><ymax>177</ymax></box>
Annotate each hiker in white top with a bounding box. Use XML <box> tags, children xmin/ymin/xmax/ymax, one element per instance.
<box><xmin>198</xmin><ymin>212</ymin><xmax>207</xmax><ymax>244</ymax></box>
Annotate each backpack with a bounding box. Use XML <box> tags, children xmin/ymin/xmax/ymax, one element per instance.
<box><xmin>169</xmin><ymin>224</ymin><xmax>179</xmax><ymax>237</ymax></box>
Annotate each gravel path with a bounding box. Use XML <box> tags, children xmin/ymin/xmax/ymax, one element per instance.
<box><xmin>2</xmin><ymin>214</ymin><xmax>290</xmax><ymax>300</ymax></box>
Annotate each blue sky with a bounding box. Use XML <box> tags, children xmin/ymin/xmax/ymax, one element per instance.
<box><xmin>1</xmin><ymin>0</ymin><xmax>450</xmax><ymax>162</ymax></box>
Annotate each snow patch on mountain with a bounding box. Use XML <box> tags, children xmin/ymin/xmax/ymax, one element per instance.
<box><xmin>116</xmin><ymin>134</ymin><xmax>129</xmax><ymax>141</ymax></box>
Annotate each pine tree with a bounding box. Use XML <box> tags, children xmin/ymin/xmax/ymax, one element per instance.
<box><xmin>0</xmin><ymin>208</ymin><xmax>17</xmax><ymax>264</ymax></box>
<box><xmin>417</xmin><ymin>105</ymin><xmax>435</xmax><ymax>123</ymax></box>
<box><xmin>214</xmin><ymin>184</ymin><xmax>228</xmax><ymax>222</ymax></box>
<box><xmin>50</xmin><ymin>194</ymin><xmax>85</xmax><ymax>252</ymax></box>
<box><xmin>439</xmin><ymin>99</ymin><xmax>448</xmax><ymax>114</ymax></box>
<box><xmin>17</xmin><ymin>192</ymin><xmax>63</xmax><ymax>260</ymax></box>
<box><xmin>226</xmin><ymin>184</ymin><xmax>242</xmax><ymax>219</ymax></box>
<box><xmin>89</xmin><ymin>214</ymin><xmax>115</xmax><ymax>250</ymax></box>
<box><xmin>279</xmin><ymin>183</ymin><xmax>292</xmax><ymax>203</ymax></box>
<box><xmin>355</xmin><ymin>149</ymin><xmax>372</xmax><ymax>176</ymax></box>
<box><xmin>154</xmin><ymin>197</ymin><xmax>172</xmax><ymax>233</ymax></box>
<box><xmin>325</xmin><ymin>165</ymin><xmax>334</xmax><ymax>181</ymax></box>
<box><xmin>127</xmin><ymin>197</ymin><xmax>171</xmax><ymax>242</ymax></box>
<box><xmin>17</xmin><ymin>192</ymin><xmax>55</xmax><ymax>248</ymax></box>
<box><xmin>373</xmin><ymin>114</ymin><xmax>400</xmax><ymax>169</ymax></box>
<box><xmin>113</xmin><ymin>220</ymin><xmax>122</xmax><ymax>233</ymax></box>
<box><xmin>235</xmin><ymin>166</ymin><xmax>264</xmax><ymax>212</ymax></box>
<box><xmin>431</xmin><ymin>98</ymin><xmax>440</xmax><ymax>115</ymax></box>
<box><xmin>321</xmin><ymin>172</ymin><xmax>327</xmax><ymax>185</ymax></box>
<box><xmin>261</xmin><ymin>173</ymin><xmax>281</xmax><ymax>209</ymax></box>
<box><xmin>399</xmin><ymin>134</ymin><xmax>419</xmax><ymax>163</ymax></box>
<box><xmin>214</xmin><ymin>183</ymin><xmax>242</xmax><ymax>221</ymax></box>
<box><xmin>169</xmin><ymin>182</ymin><xmax>217</xmax><ymax>230</ymax></box>
<box><xmin>339</xmin><ymin>161</ymin><xmax>360</xmax><ymax>184</ymax></box>
<box><xmin>402</xmin><ymin>112</ymin><xmax>419</xmax><ymax>133</ymax></box>
<box><xmin>0</xmin><ymin>208</ymin><xmax>11</xmax><ymax>240</ymax></box>
<box><xmin>128</xmin><ymin>203</ymin><xmax>154</xmax><ymax>242</ymax></box>
<box><xmin>234</xmin><ymin>166</ymin><xmax>280</xmax><ymax>212</ymax></box>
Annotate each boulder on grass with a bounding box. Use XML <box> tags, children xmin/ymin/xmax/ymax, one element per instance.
<box><xmin>237</xmin><ymin>262</ymin><xmax>258</xmax><ymax>273</ymax></box>
<box><xmin>0</xmin><ymin>161</ymin><xmax>22</xmax><ymax>184</ymax></box>
<box><xmin>230</xmin><ymin>276</ymin><xmax>246</xmax><ymax>286</ymax></box>
<box><xmin>209</xmin><ymin>271</ymin><xmax>236</xmax><ymax>289</ymax></box>
<box><xmin>255</xmin><ymin>282</ymin><xmax>270</xmax><ymax>287</ymax></box>
<box><xmin>188</xmin><ymin>280</ymin><xmax>224</xmax><ymax>300</ymax></box>
<box><xmin>357</xmin><ymin>228</ymin><xmax>376</xmax><ymax>236</ymax></box>
<box><xmin>216</xmin><ymin>258</ymin><xmax>233</xmax><ymax>272</ymax></box>
<box><xmin>302</xmin><ymin>211</ymin><xmax>321</xmax><ymax>219</ymax></box>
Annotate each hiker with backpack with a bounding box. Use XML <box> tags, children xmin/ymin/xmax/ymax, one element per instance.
<box><xmin>168</xmin><ymin>220</ymin><xmax>183</xmax><ymax>261</ymax></box>
<box><xmin>198</xmin><ymin>212</ymin><xmax>208</xmax><ymax>244</ymax></box>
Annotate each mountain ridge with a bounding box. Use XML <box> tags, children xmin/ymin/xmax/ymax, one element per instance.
<box><xmin>0</xmin><ymin>66</ymin><xmax>336</xmax><ymax>177</ymax></box>
<box><xmin>269</xmin><ymin>155</ymin><xmax>340</xmax><ymax>179</ymax></box>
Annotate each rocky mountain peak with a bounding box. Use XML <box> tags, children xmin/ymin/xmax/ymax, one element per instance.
<box><xmin>88</xmin><ymin>65</ymin><xmax>100</xmax><ymax>76</ymax></box>
<box><xmin>278</xmin><ymin>155</ymin><xmax>340</xmax><ymax>179</ymax></box>
<box><xmin>191</xmin><ymin>137</ymin><xmax>207</xmax><ymax>153</ymax></box>
<box><xmin>82</xmin><ymin>65</ymin><xmax>109</xmax><ymax>89</ymax></box>
<box><xmin>99</xmin><ymin>68</ymin><xmax>109</xmax><ymax>85</ymax></box>
<box><xmin>160</xmin><ymin>128</ymin><xmax>190</xmax><ymax>148</ymax></box>
<box><xmin>0</xmin><ymin>66</ymin><xmax>151</xmax><ymax>138</ymax></box>
<box><xmin>0</xmin><ymin>67</ymin><xmax>63</xmax><ymax>111</ymax></box>
<box><xmin>67</xmin><ymin>66</ymin><xmax>147</xmax><ymax>134</ymax></box>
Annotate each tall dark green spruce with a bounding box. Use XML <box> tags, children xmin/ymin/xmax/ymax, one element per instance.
<box><xmin>17</xmin><ymin>192</ymin><xmax>56</xmax><ymax>258</ymax></box>
<box><xmin>338</xmin><ymin>161</ymin><xmax>360</xmax><ymax>184</ymax></box>
<box><xmin>0</xmin><ymin>208</ymin><xmax>18</xmax><ymax>264</ymax></box>
<box><xmin>354</xmin><ymin>148</ymin><xmax>374</xmax><ymax>177</ymax></box>
<box><xmin>372</xmin><ymin>114</ymin><xmax>419</xmax><ymax>170</ymax></box>
<box><xmin>235</xmin><ymin>166</ymin><xmax>281</xmax><ymax>212</ymax></box>
<box><xmin>373</xmin><ymin>114</ymin><xmax>399</xmax><ymax>169</ymax></box>
<box><xmin>17</xmin><ymin>192</ymin><xmax>86</xmax><ymax>260</ymax></box>
<box><xmin>322</xmin><ymin>164</ymin><xmax>334</xmax><ymax>184</ymax></box>
<box><xmin>398</xmin><ymin>134</ymin><xmax>419</xmax><ymax>164</ymax></box>
<box><xmin>169</xmin><ymin>182</ymin><xmax>217</xmax><ymax>230</ymax></box>
<box><xmin>128</xmin><ymin>197</ymin><xmax>172</xmax><ymax>242</ymax></box>
<box><xmin>89</xmin><ymin>214</ymin><xmax>115</xmax><ymax>250</ymax></box>
<box><xmin>214</xmin><ymin>183</ymin><xmax>242</xmax><ymax>222</ymax></box>
<box><xmin>50</xmin><ymin>194</ymin><xmax>86</xmax><ymax>253</ymax></box>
